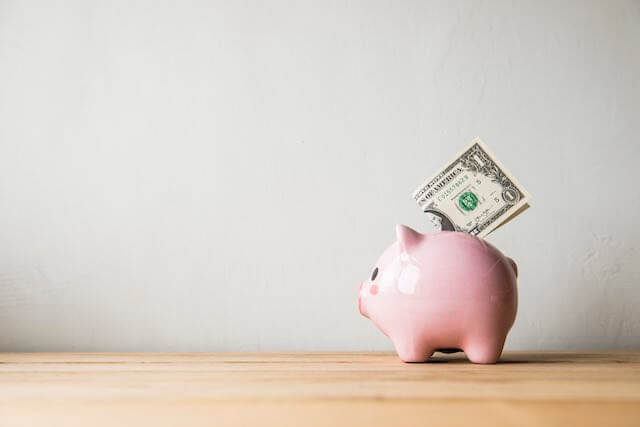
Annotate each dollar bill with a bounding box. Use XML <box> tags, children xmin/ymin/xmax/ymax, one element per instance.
<box><xmin>412</xmin><ymin>137</ymin><xmax>530</xmax><ymax>238</ymax></box>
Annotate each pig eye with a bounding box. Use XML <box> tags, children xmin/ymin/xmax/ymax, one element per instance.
<box><xmin>371</xmin><ymin>267</ymin><xmax>378</xmax><ymax>281</ymax></box>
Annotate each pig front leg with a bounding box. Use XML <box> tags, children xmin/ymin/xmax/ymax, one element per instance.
<box><xmin>392</xmin><ymin>334</ymin><xmax>434</xmax><ymax>363</ymax></box>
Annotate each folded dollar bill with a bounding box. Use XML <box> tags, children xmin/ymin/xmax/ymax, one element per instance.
<box><xmin>412</xmin><ymin>137</ymin><xmax>530</xmax><ymax>238</ymax></box>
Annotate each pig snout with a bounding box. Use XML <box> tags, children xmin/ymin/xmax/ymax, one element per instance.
<box><xmin>358</xmin><ymin>282</ymin><xmax>368</xmax><ymax>318</ymax></box>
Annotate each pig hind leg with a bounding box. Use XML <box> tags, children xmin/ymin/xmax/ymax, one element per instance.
<box><xmin>463</xmin><ymin>334</ymin><xmax>507</xmax><ymax>364</ymax></box>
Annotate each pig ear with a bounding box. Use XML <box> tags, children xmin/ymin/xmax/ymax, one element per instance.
<box><xmin>507</xmin><ymin>257</ymin><xmax>518</xmax><ymax>278</ymax></box>
<box><xmin>396</xmin><ymin>224</ymin><xmax>422</xmax><ymax>252</ymax></box>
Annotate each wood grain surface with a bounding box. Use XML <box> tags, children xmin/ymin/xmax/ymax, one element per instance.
<box><xmin>1</xmin><ymin>352</ymin><xmax>639</xmax><ymax>426</ymax></box>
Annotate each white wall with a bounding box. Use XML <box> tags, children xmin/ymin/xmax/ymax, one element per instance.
<box><xmin>0</xmin><ymin>0</ymin><xmax>639</xmax><ymax>351</ymax></box>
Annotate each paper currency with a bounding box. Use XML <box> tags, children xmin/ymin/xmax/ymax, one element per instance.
<box><xmin>412</xmin><ymin>137</ymin><xmax>530</xmax><ymax>238</ymax></box>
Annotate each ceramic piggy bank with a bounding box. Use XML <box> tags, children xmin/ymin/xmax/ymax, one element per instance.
<box><xmin>358</xmin><ymin>225</ymin><xmax>518</xmax><ymax>364</ymax></box>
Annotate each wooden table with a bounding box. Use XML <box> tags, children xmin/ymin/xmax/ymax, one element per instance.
<box><xmin>1</xmin><ymin>352</ymin><xmax>639</xmax><ymax>426</ymax></box>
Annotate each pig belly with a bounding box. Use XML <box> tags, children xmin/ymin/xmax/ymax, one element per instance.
<box><xmin>379</xmin><ymin>295</ymin><xmax>515</xmax><ymax>364</ymax></box>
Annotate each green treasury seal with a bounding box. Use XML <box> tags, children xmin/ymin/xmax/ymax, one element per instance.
<box><xmin>458</xmin><ymin>191</ymin><xmax>478</xmax><ymax>211</ymax></box>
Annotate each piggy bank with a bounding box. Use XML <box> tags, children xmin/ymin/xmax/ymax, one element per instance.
<box><xmin>358</xmin><ymin>225</ymin><xmax>518</xmax><ymax>364</ymax></box>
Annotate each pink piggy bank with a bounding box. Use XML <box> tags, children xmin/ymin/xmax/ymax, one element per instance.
<box><xmin>358</xmin><ymin>225</ymin><xmax>518</xmax><ymax>364</ymax></box>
